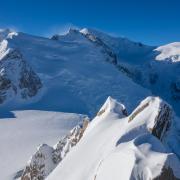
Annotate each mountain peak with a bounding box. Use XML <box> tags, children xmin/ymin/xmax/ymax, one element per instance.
<box><xmin>0</xmin><ymin>28</ymin><xmax>17</xmax><ymax>41</ymax></box>
<box><xmin>97</xmin><ymin>96</ymin><xmax>128</xmax><ymax>117</ymax></box>
<box><xmin>79</xmin><ymin>28</ymin><xmax>89</xmax><ymax>35</ymax></box>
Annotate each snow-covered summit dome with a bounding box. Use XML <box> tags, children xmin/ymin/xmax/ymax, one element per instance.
<box><xmin>155</xmin><ymin>42</ymin><xmax>180</xmax><ymax>62</ymax></box>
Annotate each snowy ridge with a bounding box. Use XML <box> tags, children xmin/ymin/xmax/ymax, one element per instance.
<box><xmin>47</xmin><ymin>96</ymin><xmax>180</xmax><ymax>180</ymax></box>
<box><xmin>80</xmin><ymin>28</ymin><xmax>155</xmax><ymax>60</ymax></box>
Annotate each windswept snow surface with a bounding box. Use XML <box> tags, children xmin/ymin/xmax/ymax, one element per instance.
<box><xmin>0</xmin><ymin>110</ymin><xmax>85</xmax><ymax>180</ymax></box>
<box><xmin>47</xmin><ymin>97</ymin><xmax>180</xmax><ymax>180</ymax></box>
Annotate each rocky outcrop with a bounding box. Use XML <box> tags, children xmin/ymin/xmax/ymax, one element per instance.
<box><xmin>21</xmin><ymin>119</ymin><xmax>89</xmax><ymax>180</ymax></box>
<box><xmin>151</xmin><ymin>102</ymin><xmax>172</xmax><ymax>141</ymax></box>
<box><xmin>0</xmin><ymin>72</ymin><xmax>11</xmax><ymax>103</ymax></box>
<box><xmin>21</xmin><ymin>144</ymin><xmax>54</xmax><ymax>180</ymax></box>
<box><xmin>154</xmin><ymin>166</ymin><xmax>180</xmax><ymax>180</ymax></box>
<box><xmin>0</xmin><ymin>49</ymin><xmax>42</xmax><ymax>103</ymax></box>
<box><xmin>52</xmin><ymin>119</ymin><xmax>89</xmax><ymax>164</ymax></box>
<box><xmin>128</xmin><ymin>97</ymin><xmax>173</xmax><ymax>141</ymax></box>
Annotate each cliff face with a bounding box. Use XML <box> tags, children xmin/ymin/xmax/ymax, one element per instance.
<box><xmin>0</xmin><ymin>49</ymin><xmax>42</xmax><ymax>103</ymax></box>
<box><xmin>128</xmin><ymin>97</ymin><xmax>173</xmax><ymax>141</ymax></box>
<box><xmin>151</xmin><ymin>102</ymin><xmax>172</xmax><ymax>141</ymax></box>
<box><xmin>127</xmin><ymin>97</ymin><xmax>180</xmax><ymax>180</ymax></box>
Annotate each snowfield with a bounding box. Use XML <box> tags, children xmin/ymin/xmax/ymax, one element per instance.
<box><xmin>0</xmin><ymin>110</ymin><xmax>85</xmax><ymax>180</ymax></box>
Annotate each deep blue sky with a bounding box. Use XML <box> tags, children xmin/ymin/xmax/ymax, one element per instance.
<box><xmin>0</xmin><ymin>0</ymin><xmax>180</xmax><ymax>45</ymax></box>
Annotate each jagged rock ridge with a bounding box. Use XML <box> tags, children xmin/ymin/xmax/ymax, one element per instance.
<box><xmin>21</xmin><ymin>118</ymin><xmax>89</xmax><ymax>180</ymax></box>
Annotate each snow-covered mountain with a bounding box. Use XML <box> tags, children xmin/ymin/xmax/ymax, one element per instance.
<box><xmin>0</xmin><ymin>28</ymin><xmax>152</xmax><ymax>116</ymax></box>
<box><xmin>0</xmin><ymin>27</ymin><xmax>180</xmax><ymax>180</ymax></box>
<box><xmin>0</xmin><ymin>27</ymin><xmax>179</xmax><ymax>116</ymax></box>
<box><xmin>78</xmin><ymin>28</ymin><xmax>180</xmax><ymax>115</ymax></box>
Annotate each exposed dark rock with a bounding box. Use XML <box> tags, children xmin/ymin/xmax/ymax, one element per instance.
<box><xmin>13</xmin><ymin>169</ymin><xmax>24</xmax><ymax>179</ymax></box>
<box><xmin>19</xmin><ymin>61</ymin><xmax>42</xmax><ymax>99</ymax></box>
<box><xmin>152</xmin><ymin>102</ymin><xmax>172</xmax><ymax>140</ymax></box>
<box><xmin>0</xmin><ymin>49</ymin><xmax>42</xmax><ymax>103</ymax></box>
<box><xmin>0</xmin><ymin>74</ymin><xmax>11</xmax><ymax>103</ymax></box>
<box><xmin>154</xmin><ymin>166</ymin><xmax>180</xmax><ymax>180</ymax></box>
<box><xmin>128</xmin><ymin>97</ymin><xmax>173</xmax><ymax>142</ymax></box>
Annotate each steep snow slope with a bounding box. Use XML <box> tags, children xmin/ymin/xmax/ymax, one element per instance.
<box><xmin>79</xmin><ymin>28</ymin><xmax>180</xmax><ymax>116</ymax></box>
<box><xmin>0</xmin><ymin>28</ymin><xmax>150</xmax><ymax>116</ymax></box>
<box><xmin>47</xmin><ymin>97</ymin><xmax>180</xmax><ymax>180</ymax></box>
<box><xmin>0</xmin><ymin>110</ymin><xmax>85</xmax><ymax>180</ymax></box>
<box><xmin>80</xmin><ymin>28</ymin><xmax>155</xmax><ymax>64</ymax></box>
